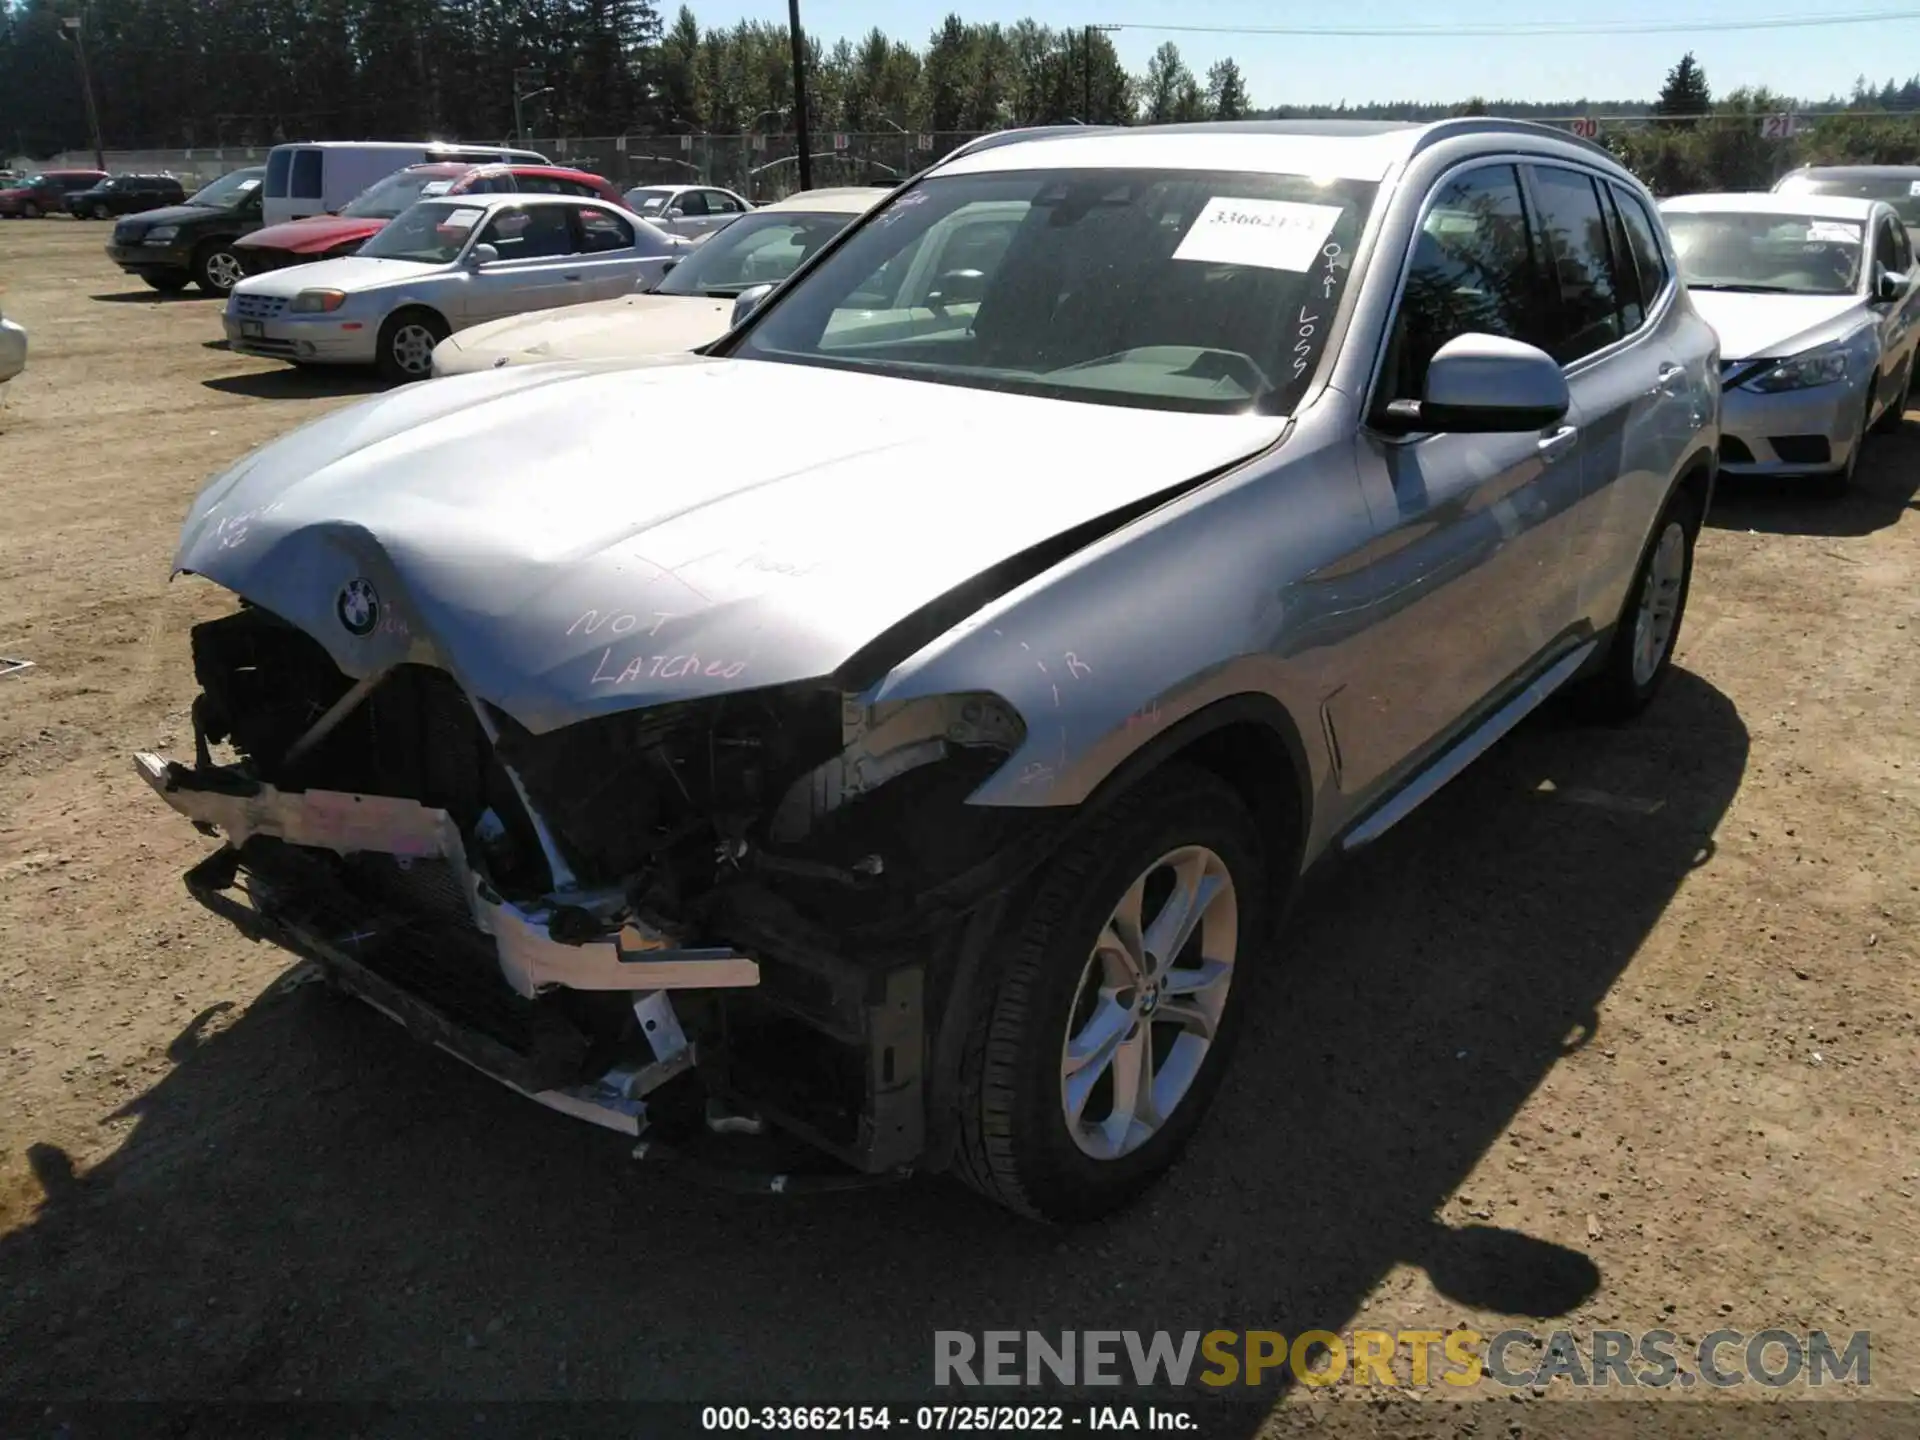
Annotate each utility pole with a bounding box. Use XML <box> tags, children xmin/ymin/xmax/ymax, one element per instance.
<box><xmin>788</xmin><ymin>0</ymin><xmax>812</xmax><ymax>190</ymax></box>
<box><xmin>60</xmin><ymin>12</ymin><xmax>105</xmax><ymax>172</ymax></box>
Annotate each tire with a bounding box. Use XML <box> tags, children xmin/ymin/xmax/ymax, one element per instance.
<box><xmin>376</xmin><ymin>308</ymin><xmax>449</xmax><ymax>383</ymax></box>
<box><xmin>21</xmin><ymin>201</ymin><xmax>40</xmax><ymax>219</ymax></box>
<box><xmin>90</xmin><ymin>202</ymin><xmax>109</xmax><ymax>221</ymax></box>
<box><xmin>141</xmin><ymin>272</ymin><xmax>190</xmax><ymax>294</ymax></box>
<box><xmin>951</xmin><ymin>763</ymin><xmax>1272</xmax><ymax>1222</ymax></box>
<box><xmin>194</xmin><ymin>242</ymin><xmax>245</xmax><ymax>295</ymax></box>
<box><xmin>1574</xmin><ymin>485</ymin><xmax>1703</xmax><ymax>723</ymax></box>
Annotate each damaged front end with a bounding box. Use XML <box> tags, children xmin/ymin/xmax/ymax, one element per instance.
<box><xmin>143</xmin><ymin>601</ymin><xmax>1057</xmax><ymax>1175</ymax></box>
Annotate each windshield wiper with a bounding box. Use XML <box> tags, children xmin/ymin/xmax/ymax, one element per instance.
<box><xmin>1688</xmin><ymin>282</ymin><xmax>1807</xmax><ymax>294</ymax></box>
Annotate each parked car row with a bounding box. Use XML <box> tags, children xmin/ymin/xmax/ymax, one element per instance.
<box><xmin>137</xmin><ymin>118</ymin><xmax>1766</xmax><ymax>1225</ymax></box>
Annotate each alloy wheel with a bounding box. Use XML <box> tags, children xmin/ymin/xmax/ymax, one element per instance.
<box><xmin>389</xmin><ymin>323</ymin><xmax>438</xmax><ymax>376</ymax></box>
<box><xmin>1631</xmin><ymin>521</ymin><xmax>1686</xmax><ymax>688</ymax></box>
<box><xmin>204</xmin><ymin>251</ymin><xmax>244</xmax><ymax>292</ymax></box>
<box><xmin>1059</xmin><ymin>845</ymin><xmax>1238</xmax><ymax>1161</ymax></box>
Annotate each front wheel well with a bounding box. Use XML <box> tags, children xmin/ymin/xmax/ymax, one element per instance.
<box><xmin>1161</xmin><ymin>718</ymin><xmax>1309</xmax><ymax>902</ymax></box>
<box><xmin>1674</xmin><ymin>449</ymin><xmax>1715</xmax><ymax>528</ymax></box>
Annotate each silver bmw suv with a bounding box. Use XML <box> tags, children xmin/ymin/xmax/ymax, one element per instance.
<box><xmin>143</xmin><ymin>119</ymin><xmax>1719</xmax><ymax>1221</ymax></box>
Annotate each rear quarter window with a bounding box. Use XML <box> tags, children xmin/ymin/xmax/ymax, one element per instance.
<box><xmin>265</xmin><ymin>148</ymin><xmax>292</xmax><ymax>198</ymax></box>
<box><xmin>290</xmin><ymin>150</ymin><xmax>323</xmax><ymax>200</ymax></box>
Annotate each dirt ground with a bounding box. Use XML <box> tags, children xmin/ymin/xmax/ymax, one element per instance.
<box><xmin>1</xmin><ymin>220</ymin><xmax>1916</xmax><ymax>1430</ymax></box>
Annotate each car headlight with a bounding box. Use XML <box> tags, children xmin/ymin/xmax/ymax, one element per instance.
<box><xmin>142</xmin><ymin>224</ymin><xmax>178</xmax><ymax>243</ymax></box>
<box><xmin>289</xmin><ymin>289</ymin><xmax>349</xmax><ymax>313</ymax></box>
<box><xmin>1746</xmin><ymin>348</ymin><xmax>1849</xmax><ymax>392</ymax></box>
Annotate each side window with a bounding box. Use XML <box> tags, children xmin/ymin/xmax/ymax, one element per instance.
<box><xmin>289</xmin><ymin>149</ymin><xmax>323</xmax><ymax>200</ymax></box>
<box><xmin>1874</xmin><ymin>218</ymin><xmax>1901</xmax><ymax>276</ymax></box>
<box><xmin>1892</xmin><ymin>219</ymin><xmax>1913</xmax><ymax>272</ymax></box>
<box><xmin>556</xmin><ymin>179</ymin><xmax>597</xmax><ymax>197</ymax></box>
<box><xmin>1601</xmin><ymin>186</ymin><xmax>1645</xmax><ymax>334</ymax></box>
<box><xmin>1527</xmin><ymin>165</ymin><xmax>1625</xmax><ymax>364</ymax></box>
<box><xmin>674</xmin><ymin>191</ymin><xmax>709</xmax><ymax>217</ymax></box>
<box><xmin>576</xmin><ymin>205</ymin><xmax>634</xmax><ymax>253</ymax></box>
<box><xmin>1380</xmin><ymin>164</ymin><xmax>1549</xmax><ymax>405</ymax></box>
<box><xmin>479</xmin><ymin>205</ymin><xmax>576</xmax><ymax>260</ymax></box>
<box><xmin>1611</xmin><ymin>182</ymin><xmax>1671</xmax><ymax>315</ymax></box>
<box><xmin>706</xmin><ymin>191</ymin><xmax>743</xmax><ymax>215</ymax></box>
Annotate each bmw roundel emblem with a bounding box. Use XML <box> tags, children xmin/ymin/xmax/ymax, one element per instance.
<box><xmin>336</xmin><ymin>578</ymin><xmax>380</xmax><ymax>637</ymax></box>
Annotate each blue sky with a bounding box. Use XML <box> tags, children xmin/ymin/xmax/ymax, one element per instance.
<box><xmin>717</xmin><ymin>0</ymin><xmax>1920</xmax><ymax>107</ymax></box>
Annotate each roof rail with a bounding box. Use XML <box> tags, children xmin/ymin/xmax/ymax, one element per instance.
<box><xmin>1407</xmin><ymin>115</ymin><xmax>1619</xmax><ymax>164</ymax></box>
<box><xmin>940</xmin><ymin>124</ymin><xmax>1124</xmax><ymax>164</ymax></box>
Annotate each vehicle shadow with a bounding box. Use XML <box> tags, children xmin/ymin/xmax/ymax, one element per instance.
<box><xmin>1707</xmin><ymin>417</ymin><xmax>1920</xmax><ymax>538</ymax></box>
<box><xmin>201</xmin><ymin>369</ymin><xmax>387</xmax><ymax>400</ymax></box>
<box><xmin>0</xmin><ymin>670</ymin><xmax>1747</xmax><ymax>1409</ymax></box>
<box><xmin>89</xmin><ymin>290</ymin><xmax>216</xmax><ymax>305</ymax></box>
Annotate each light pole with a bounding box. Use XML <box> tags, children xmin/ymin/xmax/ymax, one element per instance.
<box><xmin>59</xmin><ymin>12</ymin><xmax>105</xmax><ymax>172</ymax></box>
<box><xmin>513</xmin><ymin>78</ymin><xmax>554</xmax><ymax>145</ymax></box>
<box><xmin>787</xmin><ymin>0</ymin><xmax>812</xmax><ymax>190</ymax></box>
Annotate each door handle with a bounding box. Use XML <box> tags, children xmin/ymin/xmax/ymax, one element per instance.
<box><xmin>563</xmin><ymin>273</ymin><xmax>582</xmax><ymax>282</ymax></box>
<box><xmin>1653</xmin><ymin>362</ymin><xmax>1686</xmax><ymax>395</ymax></box>
<box><xmin>1537</xmin><ymin>425</ymin><xmax>1580</xmax><ymax>462</ymax></box>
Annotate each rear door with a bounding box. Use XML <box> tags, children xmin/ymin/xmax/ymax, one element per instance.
<box><xmin>567</xmin><ymin>203</ymin><xmax>669</xmax><ymax>296</ymax></box>
<box><xmin>664</xmin><ymin>188</ymin><xmax>710</xmax><ymax>238</ymax></box>
<box><xmin>1520</xmin><ymin>162</ymin><xmax>1683</xmax><ymax>635</ymax></box>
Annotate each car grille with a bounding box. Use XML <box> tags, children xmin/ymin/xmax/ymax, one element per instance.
<box><xmin>232</xmin><ymin>293</ymin><xmax>289</xmax><ymax>320</ymax></box>
<box><xmin>1719</xmin><ymin>436</ymin><xmax>1757</xmax><ymax>465</ymax></box>
<box><xmin>234</xmin><ymin>336</ymin><xmax>298</xmax><ymax>358</ymax></box>
<box><xmin>1769</xmin><ymin>435</ymin><xmax>1832</xmax><ymax>466</ymax></box>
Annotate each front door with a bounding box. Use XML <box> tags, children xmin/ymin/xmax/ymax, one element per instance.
<box><xmin>1337</xmin><ymin>161</ymin><xmax>1591</xmax><ymax>801</ymax></box>
<box><xmin>457</xmin><ymin>204</ymin><xmax>589</xmax><ymax>324</ymax></box>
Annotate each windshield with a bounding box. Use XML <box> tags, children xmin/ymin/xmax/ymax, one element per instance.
<box><xmin>656</xmin><ymin>209</ymin><xmax>858</xmax><ymax>295</ymax></box>
<box><xmin>188</xmin><ymin>169</ymin><xmax>264</xmax><ymax>209</ymax></box>
<box><xmin>625</xmin><ymin>188</ymin><xmax>674</xmax><ymax>215</ymax></box>
<box><xmin>357</xmin><ymin>201</ymin><xmax>488</xmax><ymax>264</ymax></box>
<box><xmin>1666</xmin><ymin>212</ymin><xmax>1864</xmax><ymax>297</ymax></box>
<box><xmin>343</xmin><ymin>168</ymin><xmax>466</xmax><ymax>220</ymax></box>
<box><xmin>1780</xmin><ymin>173</ymin><xmax>1920</xmax><ymax>226</ymax></box>
<box><xmin>733</xmin><ymin>168</ymin><xmax>1375</xmax><ymax>415</ymax></box>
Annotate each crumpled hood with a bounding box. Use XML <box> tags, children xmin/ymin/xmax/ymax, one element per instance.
<box><xmin>434</xmin><ymin>292</ymin><xmax>732</xmax><ymax>372</ymax></box>
<box><xmin>1688</xmin><ymin>290</ymin><xmax>1868</xmax><ymax>362</ymax></box>
<box><xmin>239</xmin><ymin>215</ymin><xmax>383</xmax><ymax>253</ymax></box>
<box><xmin>175</xmin><ymin>358</ymin><xmax>1287</xmax><ymax>734</ymax></box>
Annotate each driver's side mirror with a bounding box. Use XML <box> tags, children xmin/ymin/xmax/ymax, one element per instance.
<box><xmin>1377</xmin><ymin>333</ymin><xmax>1570</xmax><ymax>435</ymax></box>
<box><xmin>660</xmin><ymin>257</ymin><xmax>680</xmax><ymax>274</ymax></box>
<box><xmin>1876</xmin><ymin>266</ymin><xmax>1909</xmax><ymax>303</ymax></box>
<box><xmin>667</xmin><ymin>205</ymin><xmax>686</xmax><ymax>219</ymax></box>
<box><xmin>731</xmin><ymin>282</ymin><xmax>774</xmax><ymax>328</ymax></box>
<box><xmin>465</xmin><ymin>242</ymin><xmax>500</xmax><ymax>270</ymax></box>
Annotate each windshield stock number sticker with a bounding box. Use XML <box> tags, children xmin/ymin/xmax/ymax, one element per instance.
<box><xmin>1172</xmin><ymin>197</ymin><xmax>1344</xmax><ymax>273</ymax></box>
<box><xmin>442</xmin><ymin>207</ymin><xmax>484</xmax><ymax>230</ymax></box>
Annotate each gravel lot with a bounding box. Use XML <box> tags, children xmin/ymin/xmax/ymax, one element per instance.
<box><xmin>1</xmin><ymin>220</ymin><xmax>1917</xmax><ymax>1429</ymax></box>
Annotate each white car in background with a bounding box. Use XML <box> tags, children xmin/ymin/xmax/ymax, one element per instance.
<box><xmin>620</xmin><ymin>183</ymin><xmax>754</xmax><ymax>240</ymax></box>
<box><xmin>432</xmin><ymin>187</ymin><xmax>885</xmax><ymax>377</ymax></box>
<box><xmin>1661</xmin><ymin>191</ymin><xmax>1919</xmax><ymax>495</ymax></box>
<box><xmin>223</xmin><ymin>193</ymin><xmax>687</xmax><ymax>381</ymax></box>
<box><xmin>0</xmin><ymin>301</ymin><xmax>24</xmax><ymax>384</ymax></box>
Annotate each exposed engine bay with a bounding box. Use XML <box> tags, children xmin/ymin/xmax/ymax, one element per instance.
<box><xmin>142</xmin><ymin>600</ymin><xmax>1066</xmax><ymax>1178</ymax></box>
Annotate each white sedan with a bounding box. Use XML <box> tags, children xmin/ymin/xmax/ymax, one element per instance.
<box><xmin>620</xmin><ymin>184</ymin><xmax>754</xmax><ymax>240</ymax></box>
<box><xmin>223</xmin><ymin>193</ymin><xmax>688</xmax><ymax>380</ymax></box>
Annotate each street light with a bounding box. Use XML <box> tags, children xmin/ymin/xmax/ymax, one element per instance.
<box><xmin>58</xmin><ymin>12</ymin><xmax>105</xmax><ymax>173</ymax></box>
<box><xmin>513</xmin><ymin>82</ymin><xmax>554</xmax><ymax>144</ymax></box>
<box><xmin>748</xmin><ymin>108</ymin><xmax>790</xmax><ymax>134</ymax></box>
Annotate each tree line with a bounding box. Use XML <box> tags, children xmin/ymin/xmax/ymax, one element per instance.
<box><xmin>5</xmin><ymin>1</ymin><xmax>1920</xmax><ymax>171</ymax></box>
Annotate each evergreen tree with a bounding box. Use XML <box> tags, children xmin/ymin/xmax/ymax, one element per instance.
<box><xmin>1655</xmin><ymin>51</ymin><xmax>1712</xmax><ymax>120</ymax></box>
<box><xmin>1205</xmin><ymin>58</ymin><xmax>1249</xmax><ymax>120</ymax></box>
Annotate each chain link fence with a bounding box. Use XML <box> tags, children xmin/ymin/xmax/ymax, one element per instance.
<box><xmin>19</xmin><ymin>112</ymin><xmax>1920</xmax><ymax>202</ymax></box>
<box><xmin>15</xmin><ymin>130</ymin><xmax>988</xmax><ymax>201</ymax></box>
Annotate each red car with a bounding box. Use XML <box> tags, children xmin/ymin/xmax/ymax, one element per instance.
<box><xmin>232</xmin><ymin>162</ymin><xmax>625</xmax><ymax>273</ymax></box>
<box><xmin>0</xmin><ymin>169</ymin><xmax>109</xmax><ymax>218</ymax></box>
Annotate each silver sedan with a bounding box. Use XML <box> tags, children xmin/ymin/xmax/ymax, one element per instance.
<box><xmin>223</xmin><ymin>193</ymin><xmax>688</xmax><ymax>380</ymax></box>
<box><xmin>1662</xmin><ymin>191</ymin><xmax>1919</xmax><ymax>495</ymax></box>
<box><xmin>620</xmin><ymin>183</ymin><xmax>753</xmax><ymax>240</ymax></box>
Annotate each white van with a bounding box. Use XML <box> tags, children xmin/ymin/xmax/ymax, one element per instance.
<box><xmin>262</xmin><ymin>141</ymin><xmax>550</xmax><ymax>224</ymax></box>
